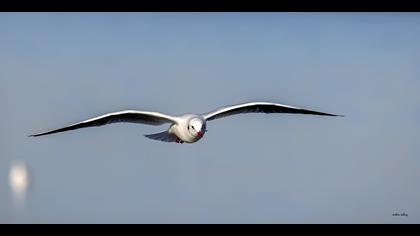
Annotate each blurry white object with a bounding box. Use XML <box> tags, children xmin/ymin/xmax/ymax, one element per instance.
<box><xmin>30</xmin><ymin>101</ymin><xmax>341</xmax><ymax>144</ymax></box>
<box><xmin>9</xmin><ymin>161</ymin><xmax>30</xmax><ymax>206</ymax></box>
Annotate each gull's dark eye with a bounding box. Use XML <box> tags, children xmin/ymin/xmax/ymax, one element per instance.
<box><xmin>192</xmin><ymin>126</ymin><xmax>195</xmax><ymax>129</ymax></box>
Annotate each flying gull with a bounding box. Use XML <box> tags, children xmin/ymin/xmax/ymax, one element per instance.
<box><xmin>30</xmin><ymin>101</ymin><xmax>342</xmax><ymax>144</ymax></box>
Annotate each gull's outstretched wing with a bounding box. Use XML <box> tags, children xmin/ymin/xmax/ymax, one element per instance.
<box><xmin>30</xmin><ymin>110</ymin><xmax>178</xmax><ymax>137</ymax></box>
<box><xmin>203</xmin><ymin>102</ymin><xmax>342</xmax><ymax>121</ymax></box>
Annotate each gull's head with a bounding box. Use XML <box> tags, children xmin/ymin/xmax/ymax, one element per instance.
<box><xmin>188</xmin><ymin>118</ymin><xmax>206</xmax><ymax>137</ymax></box>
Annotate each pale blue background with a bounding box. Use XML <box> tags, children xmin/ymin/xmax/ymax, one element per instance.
<box><xmin>1</xmin><ymin>13</ymin><xmax>419</xmax><ymax>223</ymax></box>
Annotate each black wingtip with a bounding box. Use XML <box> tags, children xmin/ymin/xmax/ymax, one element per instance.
<box><xmin>314</xmin><ymin>112</ymin><xmax>344</xmax><ymax>117</ymax></box>
<box><xmin>319</xmin><ymin>111</ymin><xmax>344</xmax><ymax>117</ymax></box>
<box><xmin>28</xmin><ymin>133</ymin><xmax>45</xmax><ymax>137</ymax></box>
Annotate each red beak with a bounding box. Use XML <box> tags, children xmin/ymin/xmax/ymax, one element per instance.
<box><xmin>197</xmin><ymin>131</ymin><xmax>204</xmax><ymax>137</ymax></box>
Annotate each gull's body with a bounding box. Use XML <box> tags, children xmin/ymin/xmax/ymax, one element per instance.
<box><xmin>30</xmin><ymin>101</ymin><xmax>341</xmax><ymax>144</ymax></box>
<box><xmin>166</xmin><ymin>114</ymin><xmax>207</xmax><ymax>143</ymax></box>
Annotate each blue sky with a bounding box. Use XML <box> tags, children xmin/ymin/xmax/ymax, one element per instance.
<box><xmin>1</xmin><ymin>13</ymin><xmax>420</xmax><ymax>223</ymax></box>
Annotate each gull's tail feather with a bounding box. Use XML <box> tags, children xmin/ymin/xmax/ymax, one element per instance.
<box><xmin>144</xmin><ymin>130</ymin><xmax>178</xmax><ymax>143</ymax></box>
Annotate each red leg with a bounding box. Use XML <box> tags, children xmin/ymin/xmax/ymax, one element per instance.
<box><xmin>176</xmin><ymin>138</ymin><xmax>183</xmax><ymax>144</ymax></box>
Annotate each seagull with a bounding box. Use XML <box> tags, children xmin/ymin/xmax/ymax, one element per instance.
<box><xmin>30</xmin><ymin>101</ymin><xmax>342</xmax><ymax>144</ymax></box>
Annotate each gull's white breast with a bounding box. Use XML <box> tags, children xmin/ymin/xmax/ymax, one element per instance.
<box><xmin>171</xmin><ymin>114</ymin><xmax>205</xmax><ymax>143</ymax></box>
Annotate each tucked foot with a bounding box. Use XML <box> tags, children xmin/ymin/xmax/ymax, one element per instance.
<box><xmin>176</xmin><ymin>138</ymin><xmax>184</xmax><ymax>144</ymax></box>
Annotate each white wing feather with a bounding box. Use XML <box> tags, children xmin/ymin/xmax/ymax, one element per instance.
<box><xmin>203</xmin><ymin>102</ymin><xmax>341</xmax><ymax>121</ymax></box>
<box><xmin>30</xmin><ymin>110</ymin><xmax>178</xmax><ymax>137</ymax></box>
